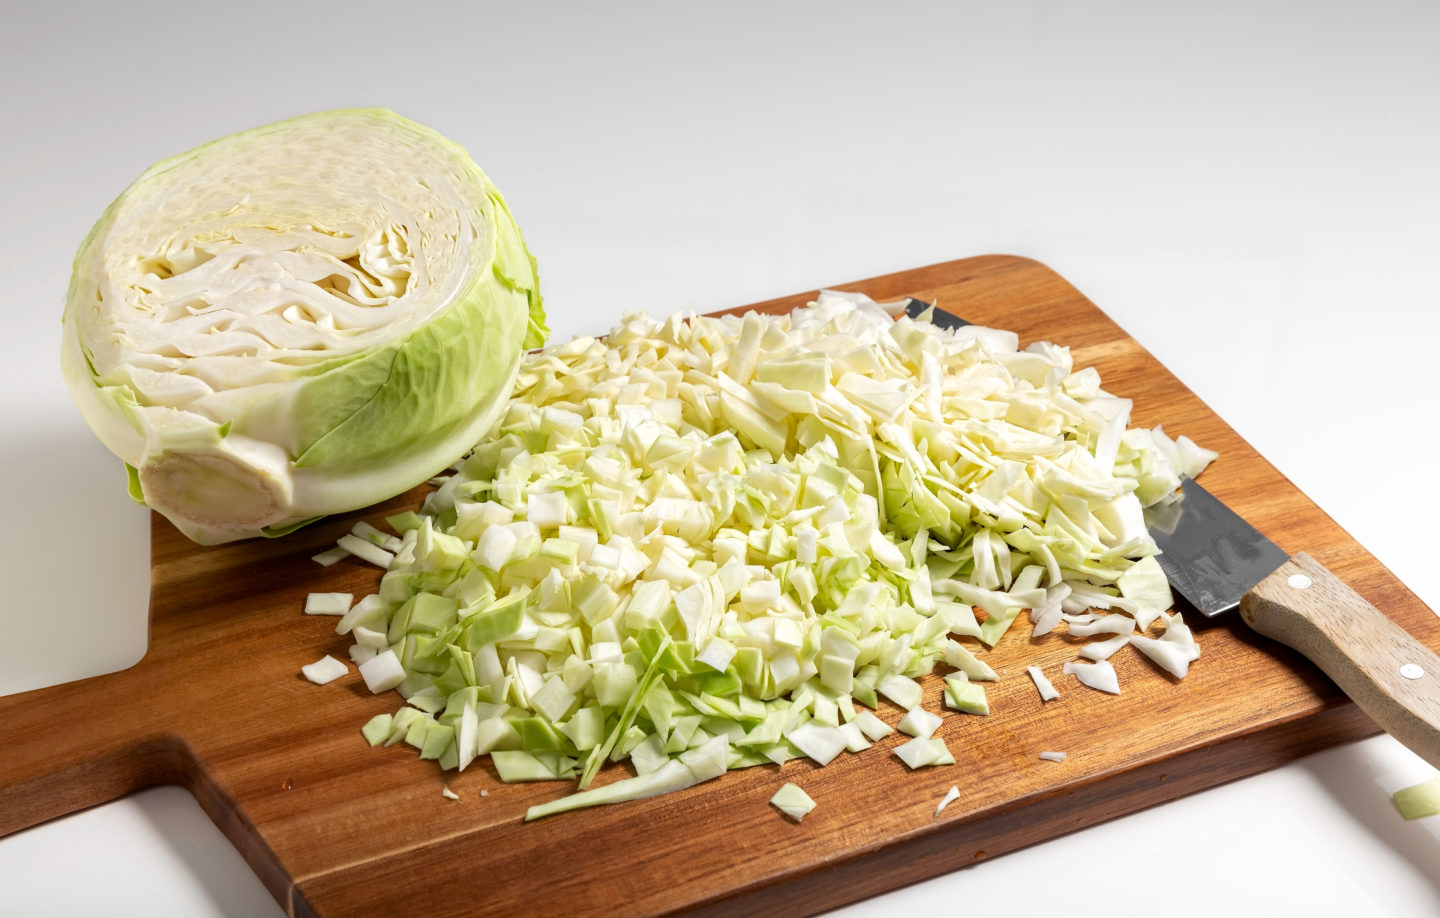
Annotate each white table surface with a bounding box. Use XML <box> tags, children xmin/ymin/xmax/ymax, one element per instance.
<box><xmin>4</xmin><ymin>2</ymin><xmax>1440</xmax><ymax>915</ymax></box>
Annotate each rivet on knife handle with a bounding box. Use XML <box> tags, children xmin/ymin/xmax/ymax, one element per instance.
<box><xmin>1241</xmin><ymin>552</ymin><xmax>1440</xmax><ymax>768</ymax></box>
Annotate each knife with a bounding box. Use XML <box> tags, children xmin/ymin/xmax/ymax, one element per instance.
<box><xmin>1148</xmin><ymin>476</ymin><xmax>1440</xmax><ymax>767</ymax></box>
<box><xmin>907</xmin><ymin>297</ymin><xmax>1440</xmax><ymax>768</ymax></box>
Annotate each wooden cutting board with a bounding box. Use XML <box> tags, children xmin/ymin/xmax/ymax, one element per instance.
<box><xmin>3</xmin><ymin>255</ymin><xmax>1432</xmax><ymax>916</ymax></box>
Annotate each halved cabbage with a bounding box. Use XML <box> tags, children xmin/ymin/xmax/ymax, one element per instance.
<box><xmin>61</xmin><ymin>108</ymin><xmax>546</xmax><ymax>543</ymax></box>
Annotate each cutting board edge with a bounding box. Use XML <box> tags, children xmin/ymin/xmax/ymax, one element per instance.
<box><xmin>283</xmin><ymin>696</ymin><xmax>1379</xmax><ymax>918</ymax></box>
<box><xmin>717</xmin><ymin>252</ymin><xmax>1052</xmax><ymax>315</ymax></box>
<box><xmin>671</xmin><ymin>699</ymin><xmax>1379</xmax><ymax>917</ymax></box>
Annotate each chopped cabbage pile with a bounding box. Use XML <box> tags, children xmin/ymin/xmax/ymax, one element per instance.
<box><xmin>62</xmin><ymin>109</ymin><xmax>546</xmax><ymax>544</ymax></box>
<box><xmin>313</xmin><ymin>292</ymin><xmax>1213</xmax><ymax>818</ymax></box>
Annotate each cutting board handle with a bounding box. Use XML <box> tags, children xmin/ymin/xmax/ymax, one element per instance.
<box><xmin>1242</xmin><ymin>552</ymin><xmax>1440</xmax><ymax>769</ymax></box>
<box><xmin>0</xmin><ymin>664</ymin><xmax>179</xmax><ymax>837</ymax></box>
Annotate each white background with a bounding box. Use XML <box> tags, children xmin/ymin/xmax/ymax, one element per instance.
<box><xmin>4</xmin><ymin>1</ymin><xmax>1440</xmax><ymax>915</ymax></box>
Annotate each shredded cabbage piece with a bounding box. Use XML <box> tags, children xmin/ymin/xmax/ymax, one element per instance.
<box><xmin>1063</xmin><ymin>659</ymin><xmax>1121</xmax><ymax>695</ymax></box>
<box><xmin>1027</xmin><ymin>665</ymin><xmax>1060</xmax><ymax>701</ymax></box>
<box><xmin>304</xmin><ymin>593</ymin><xmax>353</xmax><ymax>617</ymax></box>
<box><xmin>1080</xmin><ymin>633</ymin><xmax>1132</xmax><ymax>661</ymax></box>
<box><xmin>1393</xmin><ymin>777</ymin><xmax>1440</xmax><ymax>820</ymax></box>
<box><xmin>935</xmin><ymin>784</ymin><xmax>961</xmax><ymax>816</ymax></box>
<box><xmin>300</xmin><ymin>655</ymin><xmax>348</xmax><ymax>685</ymax></box>
<box><xmin>1129</xmin><ymin>612</ymin><xmax>1202</xmax><ymax>678</ymax></box>
<box><xmin>770</xmin><ymin>782</ymin><xmax>818</xmax><ymax>822</ymax></box>
<box><xmin>894</xmin><ymin>736</ymin><xmax>956</xmax><ymax>769</ymax></box>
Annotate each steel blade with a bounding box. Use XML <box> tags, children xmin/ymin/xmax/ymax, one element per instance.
<box><xmin>904</xmin><ymin>298</ymin><xmax>970</xmax><ymax>330</ymax></box>
<box><xmin>1145</xmin><ymin>477</ymin><xmax>1290</xmax><ymax>617</ymax></box>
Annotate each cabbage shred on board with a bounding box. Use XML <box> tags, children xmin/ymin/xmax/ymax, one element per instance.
<box><xmin>322</xmin><ymin>292</ymin><xmax>1213</xmax><ymax>818</ymax></box>
<box><xmin>61</xmin><ymin>109</ymin><xmax>546</xmax><ymax>544</ymax></box>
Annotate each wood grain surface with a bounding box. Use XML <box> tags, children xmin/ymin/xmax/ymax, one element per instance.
<box><xmin>3</xmin><ymin>255</ymin><xmax>1433</xmax><ymax>917</ymax></box>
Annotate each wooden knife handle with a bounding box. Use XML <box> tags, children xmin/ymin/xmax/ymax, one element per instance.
<box><xmin>1241</xmin><ymin>551</ymin><xmax>1440</xmax><ymax>768</ymax></box>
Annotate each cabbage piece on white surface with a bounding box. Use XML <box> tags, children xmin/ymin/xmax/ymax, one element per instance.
<box><xmin>61</xmin><ymin>108</ymin><xmax>546</xmax><ymax>543</ymax></box>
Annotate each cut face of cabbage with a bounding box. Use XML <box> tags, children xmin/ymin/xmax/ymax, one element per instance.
<box><xmin>62</xmin><ymin>109</ymin><xmax>546</xmax><ymax>543</ymax></box>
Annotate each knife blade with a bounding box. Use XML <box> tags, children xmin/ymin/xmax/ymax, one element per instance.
<box><xmin>916</xmin><ymin>300</ymin><xmax>1440</xmax><ymax>768</ymax></box>
<box><xmin>1143</xmin><ymin>476</ymin><xmax>1290</xmax><ymax>617</ymax></box>
<box><xmin>903</xmin><ymin>297</ymin><xmax>969</xmax><ymax>330</ymax></box>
